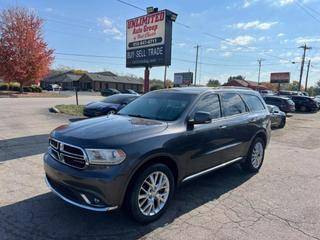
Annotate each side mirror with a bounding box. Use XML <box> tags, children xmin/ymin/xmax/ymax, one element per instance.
<box><xmin>190</xmin><ymin>111</ymin><xmax>212</xmax><ymax>125</ymax></box>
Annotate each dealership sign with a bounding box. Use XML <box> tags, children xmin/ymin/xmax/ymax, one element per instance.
<box><xmin>270</xmin><ymin>72</ymin><xmax>290</xmax><ymax>83</ymax></box>
<box><xmin>174</xmin><ymin>72</ymin><xmax>193</xmax><ymax>86</ymax></box>
<box><xmin>126</xmin><ymin>10</ymin><xmax>173</xmax><ymax>68</ymax></box>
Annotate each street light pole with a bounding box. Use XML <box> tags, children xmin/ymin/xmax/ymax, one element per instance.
<box><xmin>298</xmin><ymin>44</ymin><xmax>312</xmax><ymax>91</ymax></box>
<box><xmin>194</xmin><ymin>45</ymin><xmax>199</xmax><ymax>86</ymax></box>
<box><xmin>257</xmin><ymin>58</ymin><xmax>265</xmax><ymax>87</ymax></box>
<box><xmin>305</xmin><ymin>59</ymin><xmax>311</xmax><ymax>92</ymax></box>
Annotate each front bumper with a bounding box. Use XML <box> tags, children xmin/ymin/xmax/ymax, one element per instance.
<box><xmin>44</xmin><ymin>153</ymin><xmax>128</xmax><ymax>211</ymax></box>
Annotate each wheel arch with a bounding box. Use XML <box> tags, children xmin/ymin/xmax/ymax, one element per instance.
<box><xmin>121</xmin><ymin>153</ymin><xmax>179</xmax><ymax>207</ymax></box>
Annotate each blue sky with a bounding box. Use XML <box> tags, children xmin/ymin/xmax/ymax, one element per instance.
<box><xmin>1</xmin><ymin>0</ymin><xmax>320</xmax><ymax>86</ymax></box>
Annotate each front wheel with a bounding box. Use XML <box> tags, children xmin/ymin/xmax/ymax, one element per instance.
<box><xmin>241</xmin><ymin>137</ymin><xmax>265</xmax><ymax>173</ymax></box>
<box><xmin>127</xmin><ymin>164</ymin><xmax>175</xmax><ymax>223</ymax></box>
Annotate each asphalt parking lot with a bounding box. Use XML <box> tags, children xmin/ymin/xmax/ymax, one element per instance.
<box><xmin>1</xmin><ymin>96</ymin><xmax>320</xmax><ymax>240</ymax></box>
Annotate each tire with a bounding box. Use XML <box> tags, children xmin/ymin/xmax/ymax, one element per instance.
<box><xmin>300</xmin><ymin>106</ymin><xmax>307</xmax><ymax>112</ymax></box>
<box><xmin>241</xmin><ymin>137</ymin><xmax>265</xmax><ymax>173</ymax></box>
<box><xmin>127</xmin><ymin>164</ymin><xmax>175</xmax><ymax>223</ymax></box>
<box><xmin>279</xmin><ymin>118</ymin><xmax>286</xmax><ymax>128</ymax></box>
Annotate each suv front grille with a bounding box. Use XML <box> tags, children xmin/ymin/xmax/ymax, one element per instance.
<box><xmin>49</xmin><ymin>138</ymin><xmax>87</xmax><ymax>169</ymax></box>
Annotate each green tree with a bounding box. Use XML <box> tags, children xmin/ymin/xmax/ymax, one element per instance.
<box><xmin>207</xmin><ymin>79</ymin><xmax>221</xmax><ymax>87</ymax></box>
<box><xmin>287</xmin><ymin>81</ymin><xmax>301</xmax><ymax>91</ymax></box>
<box><xmin>227</xmin><ymin>75</ymin><xmax>246</xmax><ymax>82</ymax></box>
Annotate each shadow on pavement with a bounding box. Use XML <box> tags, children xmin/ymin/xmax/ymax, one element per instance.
<box><xmin>0</xmin><ymin>164</ymin><xmax>254</xmax><ymax>240</ymax></box>
<box><xmin>0</xmin><ymin>134</ymin><xmax>48</xmax><ymax>162</ymax></box>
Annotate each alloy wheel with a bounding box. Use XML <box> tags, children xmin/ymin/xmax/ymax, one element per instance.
<box><xmin>251</xmin><ymin>142</ymin><xmax>264</xmax><ymax>169</ymax></box>
<box><xmin>138</xmin><ymin>171</ymin><xmax>170</xmax><ymax>216</ymax></box>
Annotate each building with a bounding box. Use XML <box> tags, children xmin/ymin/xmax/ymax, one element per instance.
<box><xmin>40</xmin><ymin>71</ymin><xmax>83</xmax><ymax>90</ymax></box>
<box><xmin>40</xmin><ymin>71</ymin><xmax>143</xmax><ymax>92</ymax></box>
<box><xmin>223</xmin><ymin>79</ymin><xmax>268</xmax><ymax>90</ymax></box>
<box><xmin>77</xmin><ymin>73</ymin><xmax>143</xmax><ymax>92</ymax></box>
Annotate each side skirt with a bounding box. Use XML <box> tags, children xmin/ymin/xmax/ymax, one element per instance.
<box><xmin>181</xmin><ymin>157</ymin><xmax>243</xmax><ymax>183</ymax></box>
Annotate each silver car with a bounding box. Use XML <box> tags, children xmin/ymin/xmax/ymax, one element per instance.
<box><xmin>267</xmin><ymin>105</ymin><xmax>286</xmax><ymax>128</ymax></box>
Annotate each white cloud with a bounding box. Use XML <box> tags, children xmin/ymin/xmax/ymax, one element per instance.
<box><xmin>176</xmin><ymin>42</ymin><xmax>187</xmax><ymax>48</ymax></box>
<box><xmin>227</xmin><ymin>35</ymin><xmax>256</xmax><ymax>46</ymax></box>
<box><xmin>98</xmin><ymin>17</ymin><xmax>123</xmax><ymax>40</ymax></box>
<box><xmin>206</xmin><ymin>48</ymin><xmax>217</xmax><ymax>53</ymax></box>
<box><xmin>295</xmin><ymin>36</ymin><xmax>320</xmax><ymax>44</ymax></box>
<box><xmin>310</xmin><ymin>55</ymin><xmax>320</xmax><ymax>63</ymax></box>
<box><xmin>190</xmin><ymin>10</ymin><xmax>208</xmax><ymax>17</ymax></box>
<box><xmin>45</xmin><ymin>7</ymin><xmax>53</xmax><ymax>12</ymax></box>
<box><xmin>231</xmin><ymin>21</ymin><xmax>278</xmax><ymax>30</ymax></box>
<box><xmin>243</xmin><ymin>0</ymin><xmax>259</xmax><ymax>8</ymax></box>
<box><xmin>278</xmin><ymin>0</ymin><xmax>294</xmax><ymax>6</ymax></box>
<box><xmin>277</xmin><ymin>33</ymin><xmax>285</xmax><ymax>37</ymax></box>
<box><xmin>258</xmin><ymin>36</ymin><xmax>266</xmax><ymax>41</ymax></box>
<box><xmin>222</xmin><ymin>52</ymin><xmax>232</xmax><ymax>57</ymax></box>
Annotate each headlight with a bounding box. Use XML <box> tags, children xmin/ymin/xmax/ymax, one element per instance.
<box><xmin>85</xmin><ymin>149</ymin><xmax>126</xmax><ymax>165</ymax></box>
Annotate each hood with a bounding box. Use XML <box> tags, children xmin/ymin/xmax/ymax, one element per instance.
<box><xmin>85</xmin><ymin>101</ymin><xmax>120</xmax><ymax>110</ymax></box>
<box><xmin>51</xmin><ymin>115</ymin><xmax>168</xmax><ymax>148</ymax></box>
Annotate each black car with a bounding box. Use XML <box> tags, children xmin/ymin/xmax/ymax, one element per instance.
<box><xmin>267</xmin><ymin>105</ymin><xmax>286</xmax><ymax>128</ymax></box>
<box><xmin>290</xmin><ymin>95</ymin><xmax>319</xmax><ymax>112</ymax></box>
<box><xmin>44</xmin><ymin>87</ymin><xmax>271</xmax><ymax>223</ymax></box>
<box><xmin>264</xmin><ymin>95</ymin><xmax>295</xmax><ymax>113</ymax></box>
<box><xmin>83</xmin><ymin>94</ymin><xmax>139</xmax><ymax>117</ymax></box>
<box><xmin>121</xmin><ymin>89</ymin><xmax>139</xmax><ymax>95</ymax></box>
<box><xmin>101</xmin><ymin>88</ymin><xmax>120</xmax><ymax>96</ymax></box>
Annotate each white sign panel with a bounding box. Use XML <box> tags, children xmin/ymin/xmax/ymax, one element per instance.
<box><xmin>126</xmin><ymin>10</ymin><xmax>166</xmax><ymax>50</ymax></box>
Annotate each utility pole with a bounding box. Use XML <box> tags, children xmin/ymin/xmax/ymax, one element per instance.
<box><xmin>257</xmin><ymin>58</ymin><xmax>265</xmax><ymax>87</ymax></box>
<box><xmin>194</xmin><ymin>45</ymin><xmax>200</xmax><ymax>86</ymax></box>
<box><xmin>305</xmin><ymin>59</ymin><xmax>311</xmax><ymax>92</ymax></box>
<box><xmin>298</xmin><ymin>44</ymin><xmax>312</xmax><ymax>91</ymax></box>
<box><xmin>163</xmin><ymin>66</ymin><xmax>167</xmax><ymax>88</ymax></box>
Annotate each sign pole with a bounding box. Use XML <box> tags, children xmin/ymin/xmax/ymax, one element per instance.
<box><xmin>164</xmin><ymin>66</ymin><xmax>167</xmax><ymax>88</ymax></box>
<box><xmin>144</xmin><ymin>67</ymin><xmax>150</xmax><ymax>93</ymax></box>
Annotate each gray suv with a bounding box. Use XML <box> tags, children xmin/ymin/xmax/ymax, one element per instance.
<box><xmin>44</xmin><ymin>87</ymin><xmax>271</xmax><ymax>223</ymax></box>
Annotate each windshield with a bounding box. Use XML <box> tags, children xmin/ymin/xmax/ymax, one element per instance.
<box><xmin>118</xmin><ymin>91</ymin><xmax>197</xmax><ymax>121</ymax></box>
<box><xmin>102</xmin><ymin>95</ymin><xmax>136</xmax><ymax>104</ymax></box>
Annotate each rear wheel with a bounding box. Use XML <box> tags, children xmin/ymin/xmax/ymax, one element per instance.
<box><xmin>279</xmin><ymin>117</ymin><xmax>286</xmax><ymax>128</ymax></box>
<box><xmin>300</xmin><ymin>106</ymin><xmax>307</xmax><ymax>112</ymax></box>
<box><xmin>241</xmin><ymin>137</ymin><xmax>265</xmax><ymax>173</ymax></box>
<box><xmin>127</xmin><ymin>164</ymin><xmax>175</xmax><ymax>223</ymax></box>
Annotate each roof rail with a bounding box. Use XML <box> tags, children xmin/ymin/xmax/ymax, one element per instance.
<box><xmin>215</xmin><ymin>86</ymin><xmax>252</xmax><ymax>90</ymax></box>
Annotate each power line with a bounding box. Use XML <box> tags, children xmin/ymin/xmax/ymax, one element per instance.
<box><xmin>115</xmin><ymin>0</ymin><xmax>294</xmax><ymax>63</ymax></box>
<box><xmin>55</xmin><ymin>52</ymin><xmax>125</xmax><ymax>59</ymax></box>
<box><xmin>294</xmin><ymin>0</ymin><xmax>320</xmax><ymax>24</ymax></box>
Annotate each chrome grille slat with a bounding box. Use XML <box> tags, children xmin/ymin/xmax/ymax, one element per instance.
<box><xmin>48</xmin><ymin>138</ymin><xmax>87</xmax><ymax>169</ymax></box>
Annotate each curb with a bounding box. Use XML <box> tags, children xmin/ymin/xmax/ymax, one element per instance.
<box><xmin>49</xmin><ymin>107</ymin><xmax>60</xmax><ymax>113</ymax></box>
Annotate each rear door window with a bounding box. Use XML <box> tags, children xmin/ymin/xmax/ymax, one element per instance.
<box><xmin>193</xmin><ymin>94</ymin><xmax>221</xmax><ymax>119</ymax></box>
<box><xmin>221</xmin><ymin>93</ymin><xmax>247</xmax><ymax>117</ymax></box>
<box><xmin>242</xmin><ymin>94</ymin><xmax>265</xmax><ymax>112</ymax></box>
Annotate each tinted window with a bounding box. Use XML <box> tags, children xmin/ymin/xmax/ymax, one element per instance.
<box><xmin>103</xmin><ymin>95</ymin><xmax>137</xmax><ymax>104</ymax></box>
<box><xmin>118</xmin><ymin>92</ymin><xmax>196</xmax><ymax>121</ymax></box>
<box><xmin>222</xmin><ymin>93</ymin><xmax>247</xmax><ymax>117</ymax></box>
<box><xmin>242</xmin><ymin>94</ymin><xmax>265</xmax><ymax>112</ymax></box>
<box><xmin>193</xmin><ymin>94</ymin><xmax>221</xmax><ymax>119</ymax></box>
<box><xmin>265</xmin><ymin>97</ymin><xmax>281</xmax><ymax>104</ymax></box>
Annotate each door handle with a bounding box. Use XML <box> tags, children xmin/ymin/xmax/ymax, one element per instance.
<box><xmin>219</xmin><ymin>125</ymin><xmax>227</xmax><ymax>129</ymax></box>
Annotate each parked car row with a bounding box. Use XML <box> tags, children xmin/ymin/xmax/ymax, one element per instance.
<box><xmin>100</xmin><ymin>88</ymin><xmax>139</xmax><ymax>96</ymax></box>
<box><xmin>263</xmin><ymin>94</ymin><xmax>319</xmax><ymax>113</ymax></box>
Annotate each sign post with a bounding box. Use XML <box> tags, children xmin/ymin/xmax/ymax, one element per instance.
<box><xmin>126</xmin><ymin>8</ymin><xmax>177</xmax><ymax>92</ymax></box>
<box><xmin>144</xmin><ymin>67</ymin><xmax>150</xmax><ymax>93</ymax></box>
